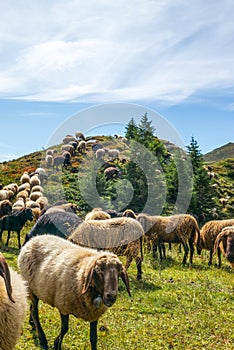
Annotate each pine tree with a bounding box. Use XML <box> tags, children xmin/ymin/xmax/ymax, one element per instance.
<box><xmin>187</xmin><ymin>137</ymin><xmax>219</xmax><ymax>224</ymax></box>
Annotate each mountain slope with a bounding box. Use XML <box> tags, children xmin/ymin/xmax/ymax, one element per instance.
<box><xmin>204</xmin><ymin>142</ymin><xmax>234</xmax><ymax>162</ymax></box>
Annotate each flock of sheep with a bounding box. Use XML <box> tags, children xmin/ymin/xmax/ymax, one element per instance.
<box><xmin>0</xmin><ymin>132</ymin><xmax>233</xmax><ymax>349</ymax></box>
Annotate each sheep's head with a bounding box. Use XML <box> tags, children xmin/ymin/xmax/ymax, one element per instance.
<box><xmin>0</xmin><ymin>253</ymin><xmax>15</xmax><ymax>303</ymax></box>
<box><xmin>82</xmin><ymin>255</ymin><xmax>131</xmax><ymax>307</ymax></box>
<box><xmin>213</xmin><ymin>228</ymin><xmax>234</xmax><ymax>268</ymax></box>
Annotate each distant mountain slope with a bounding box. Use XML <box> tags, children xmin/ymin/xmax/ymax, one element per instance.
<box><xmin>204</xmin><ymin>142</ymin><xmax>234</xmax><ymax>162</ymax></box>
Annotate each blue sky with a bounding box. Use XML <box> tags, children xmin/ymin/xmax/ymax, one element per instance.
<box><xmin>0</xmin><ymin>1</ymin><xmax>233</xmax><ymax>162</ymax></box>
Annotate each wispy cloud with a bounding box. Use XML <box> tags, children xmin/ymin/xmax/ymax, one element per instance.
<box><xmin>0</xmin><ymin>1</ymin><xmax>234</xmax><ymax>105</ymax></box>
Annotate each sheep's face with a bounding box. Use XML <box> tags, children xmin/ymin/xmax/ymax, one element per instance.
<box><xmin>225</xmin><ymin>234</ymin><xmax>234</xmax><ymax>267</ymax></box>
<box><xmin>93</xmin><ymin>257</ymin><xmax>122</xmax><ymax>307</ymax></box>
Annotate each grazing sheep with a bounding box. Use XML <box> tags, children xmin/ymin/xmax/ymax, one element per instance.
<box><xmin>30</xmin><ymin>175</ymin><xmax>41</xmax><ymax>188</ymax></box>
<box><xmin>20</xmin><ymin>172</ymin><xmax>30</xmax><ymax>185</ymax></box>
<box><xmin>69</xmin><ymin>217</ymin><xmax>144</xmax><ymax>280</ymax></box>
<box><xmin>0</xmin><ymin>189</ymin><xmax>14</xmax><ymax>201</ymax></box>
<box><xmin>16</xmin><ymin>190</ymin><xmax>29</xmax><ymax>201</ymax></box>
<box><xmin>0</xmin><ymin>253</ymin><xmax>28</xmax><ymax>350</ymax></box>
<box><xmin>198</xmin><ymin>219</ymin><xmax>234</xmax><ymax>266</ymax></box>
<box><xmin>36</xmin><ymin>196</ymin><xmax>49</xmax><ymax>210</ymax></box>
<box><xmin>213</xmin><ymin>226</ymin><xmax>234</xmax><ymax>268</ymax></box>
<box><xmin>12</xmin><ymin>198</ymin><xmax>25</xmax><ymax>211</ymax></box>
<box><xmin>104</xmin><ymin>167</ymin><xmax>120</xmax><ymax>180</ymax></box>
<box><xmin>85</xmin><ymin>209</ymin><xmax>111</xmax><ymax>221</ymax></box>
<box><xmin>53</xmin><ymin>155</ymin><xmax>66</xmax><ymax>168</ymax></box>
<box><xmin>25</xmin><ymin>198</ymin><xmax>41</xmax><ymax>209</ymax></box>
<box><xmin>23</xmin><ymin>210</ymin><xmax>83</xmax><ymax>244</ymax></box>
<box><xmin>61</xmin><ymin>144</ymin><xmax>75</xmax><ymax>155</ymax></box>
<box><xmin>31</xmin><ymin>185</ymin><xmax>44</xmax><ymax>193</ymax></box>
<box><xmin>3</xmin><ymin>183</ymin><xmax>18</xmax><ymax>195</ymax></box>
<box><xmin>0</xmin><ymin>208</ymin><xmax>34</xmax><ymax>248</ymax></box>
<box><xmin>0</xmin><ymin>200</ymin><xmax>12</xmax><ymax>218</ymax></box>
<box><xmin>107</xmin><ymin>148</ymin><xmax>120</xmax><ymax>160</ymax></box>
<box><xmin>92</xmin><ymin>143</ymin><xmax>104</xmax><ymax>152</ymax></box>
<box><xmin>75</xmin><ymin>131</ymin><xmax>85</xmax><ymax>140</ymax></box>
<box><xmin>42</xmin><ymin>202</ymin><xmax>78</xmax><ymax>215</ymax></box>
<box><xmin>18</xmin><ymin>182</ymin><xmax>30</xmax><ymax>193</ymax></box>
<box><xmin>137</xmin><ymin>214</ymin><xmax>200</xmax><ymax>265</ymax></box>
<box><xmin>77</xmin><ymin>140</ymin><xmax>87</xmax><ymax>154</ymax></box>
<box><xmin>95</xmin><ymin>148</ymin><xmax>106</xmax><ymax>160</ymax></box>
<box><xmin>45</xmin><ymin>154</ymin><xmax>54</xmax><ymax>167</ymax></box>
<box><xmin>30</xmin><ymin>191</ymin><xmax>43</xmax><ymax>202</ymax></box>
<box><xmin>63</xmin><ymin>135</ymin><xmax>77</xmax><ymax>144</ymax></box>
<box><xmin>18</xmin><ymin>235</ymin><xmax>131</xmax><ymax>350</ymax></box>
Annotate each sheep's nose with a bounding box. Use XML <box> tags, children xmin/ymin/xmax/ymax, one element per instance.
<box><xmin>103</xmin><ymin>291</ymin><xmax>117</xmax><ymax>307</ymax></box>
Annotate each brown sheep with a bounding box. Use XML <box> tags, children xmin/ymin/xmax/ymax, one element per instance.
<box><xmin>137</xmin><ymin>213</ymin><xmax>200</xmax><ymax>265</ymax></box>
<box><xmin>69</xmin><ymin>217</ymin><xmax>144</xmax><ymax>280</ymax></box>
<box><xmin>213</xmin><ymin>226</ymin><xmax>234</xmax><ymax>268</ymax></box>
<box><xmin>198</xmin><ymin>219</ymin><xmax>234</xmax><ymax>266</ymax></box>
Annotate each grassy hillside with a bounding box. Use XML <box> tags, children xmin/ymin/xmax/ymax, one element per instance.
<box><xmin>0</xmin><ymin>139</ymin><xmax>233</xmax><ymax>349</ymax></box>
<box><xmin>204</xmin><ymin>142</ymin><xmax>234</xmax><ymax>162</ymax></box>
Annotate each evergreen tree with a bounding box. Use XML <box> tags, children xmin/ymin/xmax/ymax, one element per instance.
<box><xmin>125</xmin><ymin>117</ymin><xmax>138</xmax><ymax>140</ymax></box>
<box><xmin>187</xmin><ymin>137</ymin><xmax>219</xmax><ymax>224</ymax></box>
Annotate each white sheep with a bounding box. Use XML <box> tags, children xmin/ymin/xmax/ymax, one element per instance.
<box><xmin>18</xmin><ymin>235</ymin><xmax>131</xmax><ymax>350</ymax></box>
<box><xmin>29</xmin><ymin>191</ymin><xmax>43</xmax><ymax>201</ymax></box>
<box><xmin>45</xmin><ymin>154</ymin><xmax>54</xmax><ymax>167</ymax></box>
<box><xmin>20</xmin><ymin>172</ymin><xmax>30</xmax><ymax>185</ymax></box>
<box><xmin>30</xmin><ymin>175</ymin><xmax>41</xmax><ymax>188</ymax></box>
<box><xmin>77</xmin><ymin>140</ymin><xmax>87</xmax><ymax>154</ymax></box>
<box><xmin>3</xmin><ymin>183</ymin><xmax>18</xmax><ymax>195</ymax></box>
<box><xmin>0</xmin><ymin>189</ymin><xmax>14</xmax><ymax>201</ymax></box>
<box><xmin>0</xmin><ymin>252</ymin><xmax>28</xmax><ymax>350</ymax></box>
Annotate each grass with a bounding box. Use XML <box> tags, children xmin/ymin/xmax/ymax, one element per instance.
<box><xmin>1</xmin><ymin>227</ymin><xmax>233</xmax><ymax>350</ymax></box>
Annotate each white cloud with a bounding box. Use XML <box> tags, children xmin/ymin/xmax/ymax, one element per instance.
<box><xmin>0</xmin><ymin>1</ymin><xmax>234</xmax><ymax>105</ymax></box>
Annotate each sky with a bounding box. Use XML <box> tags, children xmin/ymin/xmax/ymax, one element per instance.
<box><xmin>0</xmin><ymin>0</ymin><xmax>234</xmax><ymax>162</ymax></box>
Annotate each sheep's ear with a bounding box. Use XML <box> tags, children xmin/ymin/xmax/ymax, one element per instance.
<box><xmin>82</xmin><ymin>265</ymin><xmax>95</xmax><ymax>295</ymax></box>
<box><xmin>120</xmin><ymin>267</ymin><xmax>131</xmax><ymax>297</ymax></box>
<box><xmin>0</xmin><ymin>253</ymin><xmax>15</xmax><ymax>303</ymax></box>
<box><xmin>213</xmin><ymin>234</ymin><xmax>224</xmax><ymax>255</ymax></box>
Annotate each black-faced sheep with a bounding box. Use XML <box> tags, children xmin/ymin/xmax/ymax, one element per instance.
<box><xmin>75</xmin><ymin>131</ymin><xmax>85</xmax><ymax>140</ymax></box>
<box><xmin>213</xmin><ymin>226</ymin><xmax>234</xmax><ymax>268</ymax></box>
<box><xmin>18</xmin><ymin>235</ymin><xmax>131</xmax><ymax>350</ymax></box>
<box><xmin>69</xmin><ymin>217</ymin><xmax>144</xmax><ymax>280</ymax></box>
<box><xmin>0</xmin><ymin>200</ymin><xmax>12</xmax><ymax>218</ymax></box>
<box><xmin>197</xmin><ymin>219</ymin><xmax>234</xmax><ymax>267</ymax></box>
<box><xmin>0</xmin><ymin>253</ymin><xmax>28</xmax><ymax>350</ymax></box>
<box><xmin>137</xmin><ymin>213</ymin><xmax>200</xmax><ymax>265</ymax></box>
<box><xmin>0</xmin><ymin>208</ymin><xmax>34</xmax><ymax>249</ymax></box>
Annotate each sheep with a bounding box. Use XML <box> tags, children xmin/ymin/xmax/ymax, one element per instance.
<box><xmin>16</xmin><ymin>189</ymin><xmax>29</xmax><ymax>201</ymax></box>
<box><xmin>75</xmin><ymin>131</ymin><xmax>85</xmax><ymax>140</ymax></box>
<box><xmin>3</xmin><ymin>183</ymin><xmax>18</xmax><ymax>195</ymax></box>
<box><xmin>30</xmin><ymin>174</ymin><xmax>41</xmax><ymax>188</ymax></box>
<box><xmin>77</xmin><ymin>140</ymin><xmax>87</xmax><ymax>154</ymax></box>
<box><xmin>0</xmin><ymin>189</ymin><xmax>14</xmax><ymax>201</ymax></box>
<box><xmin>0</xmin><ymin>208</ymin><xmax>34</xmax><ymax>249</ymax></box>
<box><xmin>0</xmin><ymin>200</ymin><xmax>12</xmax><ymax>218</ymax></box>
<box><xmin>23</xmin><ymin>210</ymin><xmax>83</xmax><ymax>244</ymax></box>
<box><xmin>95</xmin><ymin>148</ymin><xmax>106</xmax><ymax>160</ymax></box>
<box><xmin>137</xmin><ymin>213</ymin><xmax>200</xmax><ymax>265</ymax></box>
<box><xmin>36</xmin><ymin>196</ymin><xmax>49</xmax><ymax>210</ymax></box>
<box><xmin>18</xmin><ymin>182</ymin><xmax>30</xmax><ymax>193</ymax></box>
<box><xmin>63</xmin><ymin>135</ymin><xmax>77</xmax><ymax>144</ymax></box>
<box><xmin>61</xmin><ymin>144</ymin><xmax>75</xmax><ymax>155</ymax></box>
<box><xmin>31</xmin><ymin>185</ymin><xmax>44</xmax><ymax>193</ymax></box>
<box><xmin>198</xmin><ymin>219</ymin><xmax>234</xmax><ymax>267</ymax></box>
<box><xmin>25</xmin><ymin>198</ymin><xmax>41</xmax><ymax>209</ymax></box>
<box><xmin>45</xmin><ymin>154</ymin><xmax>54</xmax><ymax>167</ymax></box>
<box><xmin>53</xmin><ymin>155</ymin><xmax>66</xmax><ymax>169</ymax></box>
<box><xmin>213</xmin><ymin>226</ymin><xmax>234</xmax><ymax>268</ymax></box>
<box><xmin>12</xmin><ymin>198</ymin><xmax>25</xmax><ymax>211</ymax></box>
<box><xmin>0</xmin><ymin>252</ymin><xmax>28</xmax><ymax>350</ymax></box>
<box><xmin>85</xmin><ymin>209</ymin><xmax>111</xmax><ymax>221</ymax></box>
<box><xmin>92</xmin><ymin>143</ymin><xmax>104</xmax><ymax>152</ymax></box>
<box><xmin>30</xmin><ymin>191</ymin><xmax>43</xmax><ymax>202</ymax></box>
<box><xmin>106</xmin><ymin>148</ymin><xmax>120</xmax><ymax>160</ymax></box>
<box><xmin>20</xmin><ymin>172</ymin><xmax>30</xmax><ymax>184</ymax></box>
<box><xmin>42</xmin><ymin>202</ymin><xmax>78</xmax><ymax>215</ymax></box>
<box><xmin>104</xmin><ymin>167</ymin><xmax>120</xmax><ymax>180</ymax></box>
<box><xmin>18</xmin><ymin>235</ymin><xmax>131</xmax><ymax>350</ymax></box>
<box><xmin>69</xmin><ymin>216</ymin><xmax>144</xmax><ymax>280</ymax></box>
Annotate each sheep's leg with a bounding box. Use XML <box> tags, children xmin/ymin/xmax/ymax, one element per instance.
<box><xmin>152</xmin><ymin>241</ymin><xmax>158</xmax><ymax>259</ymax></box>
<box><xmin>5</xmin><ymin>230</ymin><xmax>11</xmax><ymax>247</ymax></box>
<box><xmin>31</xmin><ymin>294</ymin><xmax>48</xmax><ymax>349</ymax></box>
<box><xmin>188</xmin><ymin>238</ymin><xmax>194</xmax><ymax>265</ymax></box>
<box><xmin>135</xmin><ymin>256</ymin><xmax>142</xmax><ymax>280</ymax></box>
<box><xmin>125</xmin><ymin>255</ymin><xmax>133</xmax><ymax>270</ymax></box>
<box><xmin>90</xmin><ymin>320</ymin><xmax>98</xmax><ymax>350</ymax></box>
<box><xmin>17</xmin><ymin>230</ymin><xmax>21</xmax><ymax>249</ymax></box>
<box><xmin>217</xmin><ymin>247</ymin><xmax>221</xmax><ymax>268</ymax></box>
<box><xmin>182</xmin><ymin>242</ymin><xmax>189</xmax><ymax>265</ymax></box>
<box><xmin>54</xmin><ymin>313</ymin><xmax>69</xmax><ymax>350</ymax></box>
<box><xmin>208</xmin><ymin>249</ymin><xmax>213</xmax><ymax>266</ymax></box>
